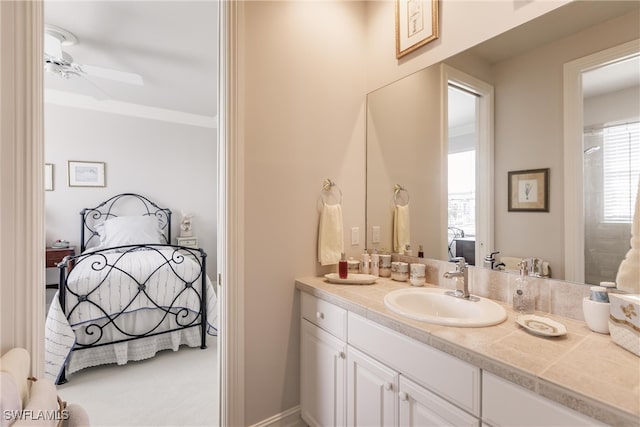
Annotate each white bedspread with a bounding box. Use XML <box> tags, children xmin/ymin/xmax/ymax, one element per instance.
<box><xmin>45</xmin><ymin>248</ymin><xmax>218</xmax><ymax>383</ymax></box>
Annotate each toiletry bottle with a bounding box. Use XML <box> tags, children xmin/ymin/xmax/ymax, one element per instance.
<box><xmin>361</xmin><ymin>250</ymin><xmax>370</xmax><ymax>274</ymax></box>
<box><xmin>404</xmin><ymin>244</ymin><xmax>413</xmax><ymax>256</ymax></box>
<box><xmin>371</xmin><ymin>249</ymin><xmax>380</xmax><ymax>276</ymax></box>
<box><xmin>418</xmin><ymin>245</ymin><xmax>424</xmax><ymax>258</ymax></box>
<box><xmin>513</xmin><ymin>260</ymin><xmax>533</xmax><ymax>313</ymax></box>
<box><xmin>338</xmin><ymin>252</ymin><xmax>348</xmax><ymax>279</ymax></box>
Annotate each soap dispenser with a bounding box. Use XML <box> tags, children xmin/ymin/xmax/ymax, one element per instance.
<box><xmin>338</xmin><ymin>252</ymin><xmax>348</xmax><ymax>279</ymax></box>
<box><xmin>513</xmin><ymin>260</ymin><xmax>534</xmax><ymax>313</ymax></box>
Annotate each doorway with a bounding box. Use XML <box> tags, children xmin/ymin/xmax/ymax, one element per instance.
<box><xmin>442</xmin><ymin>65</ymin><xmax>494</xmax><ymax>266</ymax></box>
<box><xmin>447</xmin><ymin>84</ymin><xmax>478</xmax><ymax>264</ymax></box>
<box><xmin>582</xmin><ymin>55</ymin><xmax>640</xmax><ymax>285</ymax></box>
<box><xmin>563</xmin><ymin>40</ymin><xmax>640</xmax><ymax>284</ymax></box>
<box><xmin>42</xmin><ymin>1</ymin><xmax>221</xmax><ymax>425</ymax></box>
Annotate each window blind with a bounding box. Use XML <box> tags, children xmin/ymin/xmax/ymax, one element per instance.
<box><xmin>603</xmin><ymin>122</ymin><xmax>640</xmax><ymax>223</ymax></box>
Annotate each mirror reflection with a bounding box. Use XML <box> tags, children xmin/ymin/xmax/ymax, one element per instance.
<box><xmin>365</xmin><ymin>1</ymin><xmax>640</xmax><ymax>284</ymax></box>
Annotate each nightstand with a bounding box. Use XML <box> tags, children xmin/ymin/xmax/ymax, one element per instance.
<box><xmin>45</xmin><ymin>247</ymin><xmax>75</xmax><ymax>289</ymax></box>
<box><xmin>45</xmin><ymin>247</ymin><xmax>76</xmax><ymax>268</ymax></box>
<box><xmin>176</xmin><ymin>236</ymin><xmax>199</xmax><ymax>249</ymax></box>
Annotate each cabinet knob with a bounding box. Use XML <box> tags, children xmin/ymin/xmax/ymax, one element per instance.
<box><xmin>337</xmin><ymin>351</ymin><xmax>346</xmax><ymax>359</ymax></box>
<box><xmin>316</xmin><ymin>312</ymin><xmax>325</xmax><ymax>320</ymax></box>
<box><xmin>399</xmin><ymin>392</ymin><xmax>409</xmax><ymax>401</ymax></box>
<box><xmin>384</xmin><ymin>382</ymin><xmax>393</xmax><ymax>391</ymax></box>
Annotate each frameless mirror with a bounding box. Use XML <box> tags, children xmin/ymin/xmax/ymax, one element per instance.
<box><xmin>365</xmin><ymin>0</ymin><xmax>640</xmax><ymax>284</ymax></box>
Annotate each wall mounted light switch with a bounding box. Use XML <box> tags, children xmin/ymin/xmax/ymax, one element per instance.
<box><xmin>351</xmin><ymin>227</ymin><xmax>359</xmax><ymax>246</ymax></box>
<box><xmin>372</xmin><ymin>226</ymin><xmax>381</xmax><ymax>244</ymax></box>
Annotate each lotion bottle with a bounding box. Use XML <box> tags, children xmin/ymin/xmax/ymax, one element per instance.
<box><xmin>361</xmin><ymin>250</ymin><xmax>370</xmax><ymax>274</ymax></box>
<box><xmin>371</xmin><ymin>249</ymin><xmax>380</xmax><ymax>276</ymax></box>
<box><xmin>338</xmin><ymin>252</ymin><xmax>348</xmax><ymax>279</ymax></box>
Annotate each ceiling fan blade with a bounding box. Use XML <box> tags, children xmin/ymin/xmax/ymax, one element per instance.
<box><xmin>81</xmin><ymin>64</ymin><xmax>144</xmax><ymax>86</ymax></box>
<box><xmin>44</xmin><ymin>33</ymin><xmax>63</xmax><ymax>58</ymax></box>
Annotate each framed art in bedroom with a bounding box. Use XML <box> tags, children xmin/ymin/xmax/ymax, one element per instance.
<box><xmin>68</xmin><ymin>160</ymin><xmax>106</xmax><ymax>187</ymax></box>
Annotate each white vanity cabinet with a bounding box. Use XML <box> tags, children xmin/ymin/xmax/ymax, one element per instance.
<box><xmin>347</xmin><ymin>346</ymin><xmax>398</xmax><ymax>426</ymax></box>
<box><xmin>300</xmin><ymin>289</ymin><xmax>610</xmax><ymax>427</ymax></box>
<box><xmin>300</xmin><ymin>293</ymin><xmax>347</xmax><ymax>427</ymax></box>
<box><xmin>399</xmin><ymin>376</ymin><xmax>479</xmax><ymax>427</ymax></box>
<box><xmin>482</xmin><ymin>372</ymin><xmax>606</xmax><ymax>427</ymax></box>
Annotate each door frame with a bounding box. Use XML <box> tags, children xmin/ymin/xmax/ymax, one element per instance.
<box><xmin>2</xmin><ymin>1</ymin><xmax>243</xmax><ymax>425</ymax></box>
<box><xmin>218</xmin><ymin>0</ymin><xmax>245</xmax><ymax>425</ymax></box>
<box><xmin>441</xmin><ymin>64</ymin><xmax>495</xmax><ymax>265</ymax></box>
<box><xmin>563</xmin><ymin>39</ymin><xmax>640</xmax><ymax>283</ymax></box>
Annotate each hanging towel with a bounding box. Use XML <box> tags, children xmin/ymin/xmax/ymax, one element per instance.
<box><xmin>615</xmin><ymin>180</ymin><xmax>640</xmax><ymax>294</ymax></box>
<box><xmin>393</xmin><ymin>204</ymin><xmax>410</xmax><ymax>253</ymax></box>
<box><xmin>318</xmin><ymin>203</ymin><xmax>344</xmax><ymax>266</ymax></box>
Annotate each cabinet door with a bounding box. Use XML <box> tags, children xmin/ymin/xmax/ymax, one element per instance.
<box><xmin>399</xmin><ymin>376</ymin><xmax>479</xmax><ymax>427</ymax></box>
<box><xmin>301</xmin><ymin>319</ymin><xmax>346</xmax><ymax>427</ymax></box>
<box><xmin>347</xmin><ymin>346</ymin><xmax>398</xmax><ymax>427</ymax></box>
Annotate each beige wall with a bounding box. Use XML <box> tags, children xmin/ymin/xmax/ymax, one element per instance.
<box><xmin>239</xmin><ymin>1</ymin><xmax>367</xmax><ymax>423</ymax></box>
<box><xmin>490</xmin><ymin>10</ymin><xmax>639</xmax><ymax>279</ymax></box>
<box><xmin>238</xmin><ymin>0</ymin><xmax>576</xmax><ymax>424</ymax></box>
<box><xmin>364</xmin><ymin>0</ymin><xmax>568</xmax><ymax>93</ymax></box>
<box><xmin>366</xmin><ymin>65</ymin><xmax>444</xmax><ymax>258</ymax></box>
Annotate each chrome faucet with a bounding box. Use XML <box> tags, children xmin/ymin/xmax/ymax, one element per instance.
<box><xmin>443</xmin><ymin>257</ymin><xmax>477</xmax><ymax>301</ymax></box>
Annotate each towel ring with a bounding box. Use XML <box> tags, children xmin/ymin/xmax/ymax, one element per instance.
<box><xmin>321</xmin><ymin>178</ymin><xmax>342</xmax><ymax>205</ymax></box>
<box><xmin>393</xmin><ymin>184</ymin><xmax>410</xmax><ymax>207</ymax></box>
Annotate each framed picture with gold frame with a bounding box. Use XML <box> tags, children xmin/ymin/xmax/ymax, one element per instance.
<box><xmin>508</xmin><ymin>168</ymin><xmax>549</xmax><ymax>212</ymax></box>
<box><xmin>395</xmin><ymin>0</ymin><xmax>439</xmax><ymax>59</ymax></box>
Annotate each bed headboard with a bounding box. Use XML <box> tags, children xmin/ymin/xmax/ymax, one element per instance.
<box><xmin>80</xmin><ymin>193</ymin><xmax>172</xmax><ymax>252</ymax></box>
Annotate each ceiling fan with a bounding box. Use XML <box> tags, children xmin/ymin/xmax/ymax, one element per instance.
<box><xmin>44</xmin><ymin>24</ymin><xmax>144</xmax><ymax>87</ymax></box>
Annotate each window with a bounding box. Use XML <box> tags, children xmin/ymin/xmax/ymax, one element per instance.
<box><xmin>602</xmin><ymin>122</ymin><xmax>639</xmax><ymax>223</ymax></box>
<box><xmin>448</xmin><ymin>150</ymin><xmax>476</xmax><ymax>236</ymax></box>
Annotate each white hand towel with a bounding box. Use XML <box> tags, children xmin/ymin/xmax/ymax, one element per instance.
<box><xmin>318</xmin><ymin>203</ymin><xmax>344</xmax><ymax>266</ymax></box>
<box><xmin>393</xmin><ymin>204</ymin><xmax>410</xmax><ymax>253</ymax></box>
<box><xmin>616</xmin><ymin>180</ymin><xmax>640</xmax><ymax>294</ymax></box>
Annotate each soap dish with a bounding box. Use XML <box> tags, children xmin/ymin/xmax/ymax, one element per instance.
<box><xmin>516</xmin><ymin>314</ymin><xmax>567</xmax><ymax>337</ymax></box>
<box><xmin>324</xmin><ymin>273</ymin><xmax>378</xmax><ymax>285</ymax></box>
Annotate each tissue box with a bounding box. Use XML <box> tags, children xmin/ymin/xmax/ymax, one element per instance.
<box><xmin>609</xmin><ymin>293</ymin><xmax>640</xmax><ymax>357</ymax></box>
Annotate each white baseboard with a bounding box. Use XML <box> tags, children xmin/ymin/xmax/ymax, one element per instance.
<box><xmin>249</xmin><ymin>405</ymin><xmax>305</xmax><ymax>427</ymax></box>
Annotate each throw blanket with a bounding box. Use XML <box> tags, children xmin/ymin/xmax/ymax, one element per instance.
<box><xmin>45</xmin><ymin>248</ymin><xmax>218</xmax><ymax>382</ymax></box>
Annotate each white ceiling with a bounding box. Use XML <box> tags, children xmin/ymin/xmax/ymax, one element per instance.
<box><xmin>44</xmin><ymin>1</ymin><xmax>218</xmax><ymax>124</ymax></box>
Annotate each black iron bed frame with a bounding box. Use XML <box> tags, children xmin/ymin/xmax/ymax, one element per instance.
<box><xmin>56</xmin><ymin>193</ymin><xmax>208</xmax><ymax>384</ymax></box>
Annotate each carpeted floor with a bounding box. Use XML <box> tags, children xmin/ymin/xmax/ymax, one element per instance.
<box><xmin>56</xmin><ymin>340</ymin><xmax>219</xmax><ymax>427</ymax></box>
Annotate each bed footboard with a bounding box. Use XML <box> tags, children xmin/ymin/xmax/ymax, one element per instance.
<box><xmin>56</xmin><ymin>244</ymin><xmax>208</xmax><ymax>384</ymax></box>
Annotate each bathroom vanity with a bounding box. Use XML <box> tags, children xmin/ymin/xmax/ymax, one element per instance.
<box><xmin>297</xmin><ymin>276</ymin><xmax>639</xmax><ymax>427</ymax></box>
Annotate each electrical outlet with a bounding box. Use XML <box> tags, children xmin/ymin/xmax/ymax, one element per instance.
<box><xmin>351</xmin><ymin>227</ymin><xmax>359</xmax><ymax>245</ymax></box>
<box><xmin>372</xmin><ymin>226</ymin><xmax>381</xmax><ymax>244</ymax></box>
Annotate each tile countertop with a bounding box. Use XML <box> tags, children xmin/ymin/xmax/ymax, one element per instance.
<box><xmin>295</xmin><ymin>276</ymin><xmax>640</xmax><ymax>427</ymax></box>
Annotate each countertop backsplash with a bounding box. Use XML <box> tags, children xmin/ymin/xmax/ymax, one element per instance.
<box><xmin>394</xmin><ymin>254</ymin><xmax>592</xmax><ymax>321</ymax></box>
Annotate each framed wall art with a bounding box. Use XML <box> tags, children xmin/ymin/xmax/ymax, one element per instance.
<box><xmin>45</xmin><ymin>163</ymin><xmax>54</xmax><ymax>191</ymax></box>
<box><xmin>68</xmin><ymin>160</ymin><xmax>106</xmax><ymax>187</ymax></box>
<box><xmin>508</xmin><ymin>168</ymin><xmax>549</xmax><ymax>212</ymax></box>
<box><xmin>396</xmin><ymin>0</ymin><xmax>439</xmax><ymax>59</ymax></box>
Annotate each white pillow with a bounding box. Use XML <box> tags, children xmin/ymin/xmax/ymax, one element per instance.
<box><xmin>99</xmin><ymin>216</ymin><xmax>163</xmax><ymax>247</ymax></box>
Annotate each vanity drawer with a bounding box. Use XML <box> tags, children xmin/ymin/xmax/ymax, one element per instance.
<box><xmin>482</xmin><ymin>372</ymin><xmax>605</xmax><ymax>426</ymax></box>
<box><xmin>301</xmin><ymin>292</ymin><xmax>347</xmax><ymax>341</ymax></box>
<box><xmin>348</xmin><ymin>312</ymin><xmax>480</xmax><ymax>416</ymax></box>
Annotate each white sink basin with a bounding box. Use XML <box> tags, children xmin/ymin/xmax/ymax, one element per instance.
<box><xmin>383</xmin><ymin>287</ymin><xmax>507</xmax><ymax>327</ymax></box>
